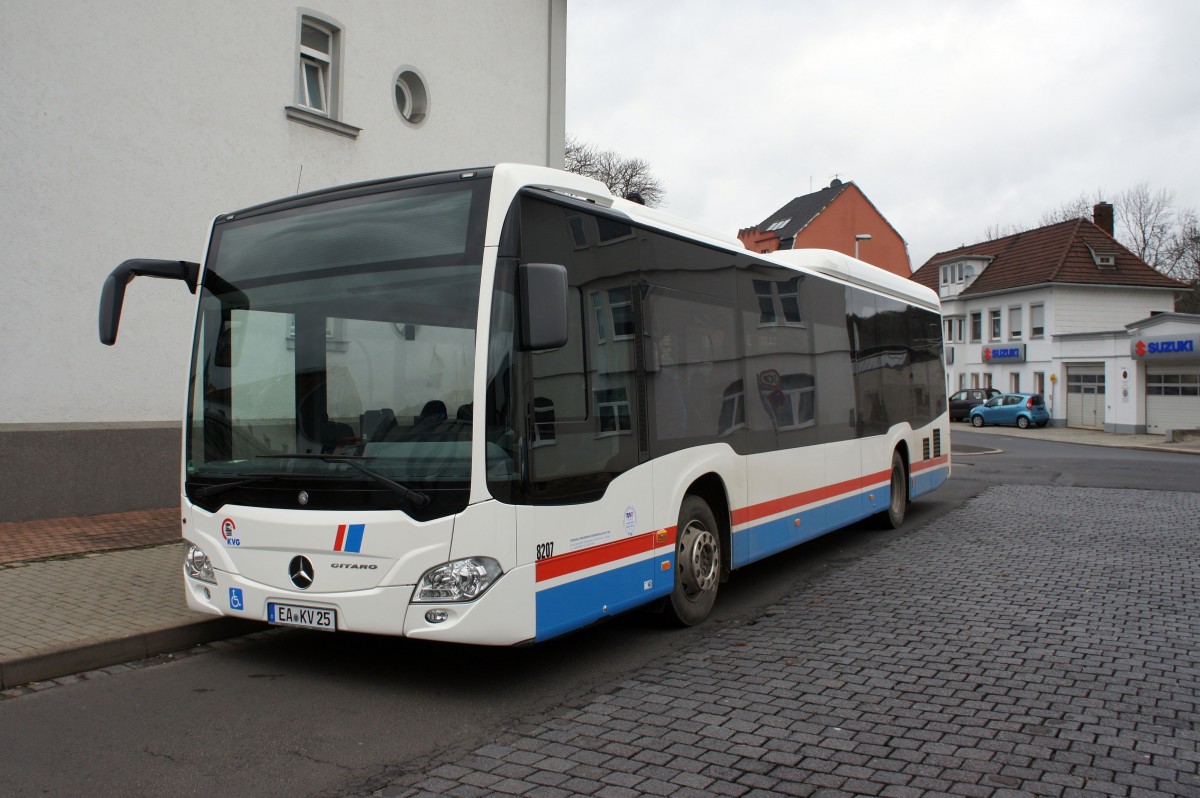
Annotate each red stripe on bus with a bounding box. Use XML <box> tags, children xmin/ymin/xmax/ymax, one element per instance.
<box><xmin>534</xmin><ymin>457</ymin><xmax>951</xmax><ymax>585</ymax></box>
<box><xmin>333</xmin><ymin>524</ymin><xmax>346</xmax><ymax>551</ymax></box>
<box><xmin>731</xmin><ymin>470</ymin><xmax>890</xmax><ymax>526</ymax></box>
<box><xmin>910</xmin><ymin>454</ymin><xmax>949</xmax><ymax>473</ymax></box>
<box><xmin>536</xmin><ymin>527</ymin><xmax>676</xmax><ymax>583</ymax></box>
<box><xmin>535</xmin><ymin>532</ymin><xmax>650</xmax><ymax>582</ymax></box>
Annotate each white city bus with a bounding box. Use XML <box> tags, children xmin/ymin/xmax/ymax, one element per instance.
<box><xmin>100</xmin><ymin>164</ymin><xmax>949</xmax><ymax>645</ymax></box>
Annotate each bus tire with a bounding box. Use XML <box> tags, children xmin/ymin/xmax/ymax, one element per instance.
<box><xmin>667</xmin><ymin>495</ymin><xmax>721</xmax><ymax>626</ymax></box>
<box><xmin>886</xmin><ymin>449</ymin><xmax>908</xmax><ymax>529</ymax></box>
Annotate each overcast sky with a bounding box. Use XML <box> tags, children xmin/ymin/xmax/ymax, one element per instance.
<box><xmin>565</xmin><ymin>0</ymin><xmax>1200</xmax><ymax>272</ymax></box>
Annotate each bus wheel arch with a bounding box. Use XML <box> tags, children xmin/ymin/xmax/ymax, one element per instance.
<box><xmin>666</xmin><ymin>474</ymin><xmax>729</xmax><ymax>626</ymax></box>
<box><xmin>886</xmin><ymin>444</ymin><xmax>910</xmax><ymax>529</ymax></box>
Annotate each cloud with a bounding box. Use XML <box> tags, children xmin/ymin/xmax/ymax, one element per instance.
<box><xmin>568</xmin><ymin>0</ymin><xmax>1200</xmax><ymax>269</ymax></box>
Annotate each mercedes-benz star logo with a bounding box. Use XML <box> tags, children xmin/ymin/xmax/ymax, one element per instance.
<box><xmin>288</xmin><ymin>555</ymin><xmax>315</xmax><ymax>590</ymax></box>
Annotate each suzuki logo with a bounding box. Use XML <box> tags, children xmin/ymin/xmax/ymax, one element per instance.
<box><xmin>1136</xmin><ymin>340</ymin><xmax>1147</xmax><ymax>357</ymax></box>
<box><xmin>288</xmin><ymin>556</ymin><xmax>315</xmax><ymax>590</ymax></box>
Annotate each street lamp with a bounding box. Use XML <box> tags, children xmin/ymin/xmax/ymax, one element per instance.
<box><xmin>854</xmin><ymin>234</ymin><xmax>872</xmax><ymax>259</ymax></box>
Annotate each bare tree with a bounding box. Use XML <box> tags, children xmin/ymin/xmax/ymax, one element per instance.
<box><xmin>983</xmin><ymin>223</ymin><xmax>1022</xmax><ymax>240</ymax></box>
<box><xmin>1164</xmin><ymin>207</ymin><xmax>1200</xmax><ymax>313</ymax></box>
<box><xmin>988</xmin><ymin>183</ymin><xmax>1200</xmax><ymax>312</ymax></box>
<box><xmin>1116</xmin><ymin>182</ymin><xmax>1177</xmax><ymax>268</ymax></box>
<box><xmin>564</xmin><ymin>135</ymin><xmax>666</xmax><ymax>207</ymax></box>
<box><xmin>1037</xmin><ymin>188</ymin><xmax>1108</xmax><ymax>227</ymax></box>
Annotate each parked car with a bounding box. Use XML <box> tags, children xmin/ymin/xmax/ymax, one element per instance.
<box><xmin>948</xmin><ymin>388</ymin><xmax>1001</xmax><ymax>421</ymax></box>
<box><xmin>969</xmin><ymin>393</ymin><xmax>1050</xmax><ymax>429</ymax></box>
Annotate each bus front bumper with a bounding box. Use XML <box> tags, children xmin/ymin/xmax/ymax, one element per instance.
<box><xmin>183</xmin><ymin>561</ymin><xmax>535</xmax><ymax>645</ymax></box>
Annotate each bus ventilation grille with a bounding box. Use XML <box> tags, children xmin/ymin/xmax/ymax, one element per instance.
<box><xmin>933</xmin><ymin>429</ymin><xmax>942</xmax><ymax>458</ymax></box>
<box><xmin>923</xmin><ymin>438</ymin><xmax>931</xmax><ymax>460</ymax></box>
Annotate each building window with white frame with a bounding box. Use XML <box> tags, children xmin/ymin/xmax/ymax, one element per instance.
<box><xmin>532</xmin><ymin>397</ymin><xmax>557</xmax><ymax>447</ymax></box>
<box><xmin>718</xmin><ymin>380</ymin><xmax>745</xmax><ymax>436</ymax></box>
<box><xmin>1034</xmin><ymin>371</ymin><xmax>1045</xmax><ymax>395</ymax></box>
<box><xmin>763</xmin><ymin>373</ymin><xmax>815</xmax><ymax>430</ymax></box>
<box><xmin>1030</xmin><ymin>303</ymin><xmax>1045</xmax><ymax>338</ymax></box>
<box><xmin>1008</xmin><ymin>306</ymin><xmax>1022</xmax><ymax>339</ymax></box>
<box><xmin>1010</xmin><ymin>373</ymin><xmax>1020</xmax><ymax>393</ymax></box>
<box><xmin>989</xmin><ymin>309</ymin><xmax>1002</xmax><ymax>341</ymax></box>
<box><xmin>753</xmin><ymin>278</ymin><xmax>803</xmax><ymax>326</ymax></box>
<box><xmin>595</xmin><ymin>387</ymin><xmax>632</xmax><ymax>434</ymax></box>
<box><xmin>299</xmin><ymin>19</ymin><xmax>335</xmax><ymax>114</ymax></box>
<box><xmin>969</xmin><ymin>311</ymin><xmax>982</xmax><ymax>342</ymax></box>
<box><xmin>286</xmin><ymin>14</ymin><xmax>361</xmax><ymax>139</ymax></box>
<box><xmin>590</xmin><ymin>291</ymin><xmax>607</xmax><ymax>343</ymax></box>
<box><xmin>608</xmin><ymin>287</ymin><xmax>635</xmax><ymax>339</ymax></box>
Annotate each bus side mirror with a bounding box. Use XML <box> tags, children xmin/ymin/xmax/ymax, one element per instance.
<box><xmin>99</xmin><ymin>259</ymin><xmax>200</xmax><ymax>345</ymax></box>
<box><xmin>518</xmin><ymin>262</ymin><xmax>568</xmax><ymax>351</ymax></box>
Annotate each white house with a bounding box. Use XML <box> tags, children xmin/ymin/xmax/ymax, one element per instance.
<box><xmin>0</xmin><ymin>0</ymin><xmax>567</xmax><ymax>521</ymax></box>
<box><xmin>910</xmin><ymin>205</ymin><xmax>1194</xmax><ymax>434</ymax></box>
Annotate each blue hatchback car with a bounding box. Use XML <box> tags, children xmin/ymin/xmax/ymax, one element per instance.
<box><xmin>968</xmin><ymin>393</ymin><xmax>1050</xmax><ymax>429</ymax></box>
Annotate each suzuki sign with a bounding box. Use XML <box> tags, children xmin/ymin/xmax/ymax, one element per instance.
<box><xmin>1131</xmin><ymin>334</ymin><xmax>1200</xmax><ymax>361</ymax></box>
<box><xmin>982</xmin><ymin>344</ymin><xmax>1025</xmax><ymax>363</ymax></box>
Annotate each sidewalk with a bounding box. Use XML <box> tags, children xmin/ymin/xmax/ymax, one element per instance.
<box><xmin>2</xmin><ymin>425</ymin><xmax>1198</xmax><ymax>692</ymax></box>
<box><xmin>953</xmin><ymin>421</ymin><xmax>1200</xmax><ymax>454</ymax></box>
<box><xmin>0</xmin><ymin>510</ymin><xmax>257</xmax><ymax>691</ymax></box>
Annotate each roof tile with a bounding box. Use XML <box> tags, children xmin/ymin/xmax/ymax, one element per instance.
<box><xmin>910</xmin><ymin>219</ymin><xmax>1184</xmax><ymax>294</ymax></box>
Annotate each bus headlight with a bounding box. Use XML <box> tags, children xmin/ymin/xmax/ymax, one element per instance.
<box><xmin>184</xmin><ymin>543</ymin><xmax>217</xmax><ymax>584</ymax></box>
<box><xmin>413</xmin><ymin>557</ymin><xmax>502</xmax><ymax>602</ymax></box>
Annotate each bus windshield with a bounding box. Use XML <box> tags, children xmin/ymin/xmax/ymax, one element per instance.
<box><xmin>185</xmin><ymin>178</ymin><xmax>491</xmax><ymax>518</ymax></box>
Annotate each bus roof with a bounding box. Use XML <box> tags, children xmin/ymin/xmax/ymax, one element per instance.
<box><xmin>489</xmin><ymin>163</ymin><xmax>940</xmax><ymax>313</ymax></box>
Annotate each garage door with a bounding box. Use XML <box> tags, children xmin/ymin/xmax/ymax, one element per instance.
<box><xmin>1146</xmin><ymin>365</ymin><xmax>1200</xmax><ymax>434</ymax></box>
<box><xmin>1066</xmin><ymin>364</ymin><xmax>1105</xmax><ymax>430</ymax></box>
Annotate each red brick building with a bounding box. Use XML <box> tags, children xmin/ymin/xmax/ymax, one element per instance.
<box><xmin>738</xmin><ymin>179</ymin><xmax>911</xmax><ymax>276</ymax></box>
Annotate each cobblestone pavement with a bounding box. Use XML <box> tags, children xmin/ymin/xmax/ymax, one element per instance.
<box><xmin>376</xmin><ymin>485</ymin><xmax>1200</xmax><ymax>798</ymax></box>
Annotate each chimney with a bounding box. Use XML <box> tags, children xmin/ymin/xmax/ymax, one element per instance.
<box><xmin>1093</xmin><ymin>202</ymin><xmax>1114</xmax><ymax>235</ymax></box>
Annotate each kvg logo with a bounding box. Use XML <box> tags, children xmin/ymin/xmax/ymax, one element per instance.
<box><xmin>221</xmin><ymin>518</ymin><xmax>241</xmax><ymax>547</ymax></box>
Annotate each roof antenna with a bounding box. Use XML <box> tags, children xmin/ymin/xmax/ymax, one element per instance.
<box><xmin>296</xmin><ymin>164</ymin><xmax>304</xmax><ymax>194</ymax></box>
<box><xmin>624</xmin><ymin>191</ymin><xmax>645</xmax><ymax>205</ymax></box>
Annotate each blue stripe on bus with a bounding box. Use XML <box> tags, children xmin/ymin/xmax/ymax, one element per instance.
<box><xmin>535</xmin><ymin>464</ymin><xmax>950</xmax><ymax>641</ymax></box>
<box><xmin>911</xmin><ymin>464</ymin><xmax>949</xmax><ymax>500</ymax></box>
<box><xmin>733</xmin><ymin>490</ymin><xmax>880</xmax><ymax>568</ymax></box>
<box><xmin>535</xmin><ymin>555</ymin><xmax>674</xmax><ymax>641</ymax></box>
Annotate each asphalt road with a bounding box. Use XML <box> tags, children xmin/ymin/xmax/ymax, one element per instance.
<box><xmin>1</xmin><ymin>432</ymin><xmax>1198</xmax><ymax>798</ymax></box>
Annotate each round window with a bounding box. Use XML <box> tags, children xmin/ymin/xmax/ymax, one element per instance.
<box><xmin>393</xmin><ymin>68</ymin><xmax>428</xmax><ymax>125</ymax></box>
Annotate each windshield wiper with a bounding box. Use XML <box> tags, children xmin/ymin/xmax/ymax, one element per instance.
<box><xmin>191</xmin><ymin>475</ymin><xmax>274</xmax><ymax>500</ymax></box>
<box><xmin>256</xmin><ymin>454</ymin><xmax>430</xmax><ymax>508</ymax></box>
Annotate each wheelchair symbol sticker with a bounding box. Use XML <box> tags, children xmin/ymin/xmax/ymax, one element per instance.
<box><xmin>229</xmin><ymin>588</ymin><xmax>244</xmax><ymax>611</ymax></box>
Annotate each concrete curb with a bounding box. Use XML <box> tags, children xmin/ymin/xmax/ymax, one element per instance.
<box><xmin>945</xmin><ymin>441</ymin><xmax>1003</xmax><ymax>453</ymax></box>
<box><xmin>0</xmin><ymin>617</ymin><xmax>262</xmax><ymax>690</ymax></box>
<box><xmin>1130</xmin><ymin>445</ymin><xmax>1200</xmax><ymax>456</ymax></box>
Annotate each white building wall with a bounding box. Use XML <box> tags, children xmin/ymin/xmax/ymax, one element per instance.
<box><xmin>1052</xmin><ymin>286</ymin><xmax>1174</xmax><ymax>335</ymax></box>
<box><xmin>941</xmin><ymin>285</ymin><xmax>1178</xmax><ymax>432</ymax></box>
<box><xmin>2</xmin><ymin>0</ymin><xmax>565</xmax><ymax>426</ymax></box>
<box><xmin>0</xmin><ymin>0</ymin><xmax>566</xmax><ymax>520</ymax></box>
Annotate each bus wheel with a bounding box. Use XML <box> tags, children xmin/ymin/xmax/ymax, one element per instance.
<box><xmin>667</xmin><ymin>496</ymin><xmax>721</xmax><ymax>626</ymax></box>
<box><xmin>886</xmin><ymin>450</ymin><xmax>908</xmax><ymax>529</ymax></box>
